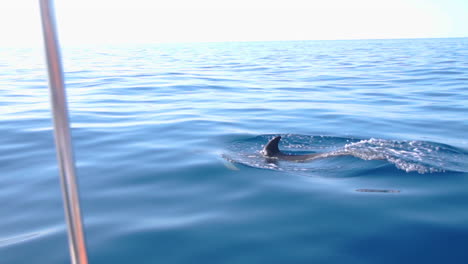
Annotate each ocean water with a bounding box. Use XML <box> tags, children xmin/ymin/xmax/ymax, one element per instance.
<box><xmin>1</xmin><ymin>38</ymin><xmax>468</xmax><ymax>263</ymax></box>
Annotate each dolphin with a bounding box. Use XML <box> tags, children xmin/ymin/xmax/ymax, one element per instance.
<box><xmin>261</xmin><ymin>136</ymin><xmax>347</xmax><ymax>161</ymax></box>
<box><xmin>259</xmin><ymin>136</ymin><xmax>400</xmax><ymax>193</ymax></box>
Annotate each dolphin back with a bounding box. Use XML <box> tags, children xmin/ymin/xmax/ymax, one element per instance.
<box><xmin>261</xmin><ymin>136</ymin><xmax>325</xmax><ymax>161</ymax></box>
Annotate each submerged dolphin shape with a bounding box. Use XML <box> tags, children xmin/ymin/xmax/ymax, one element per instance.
<box><xmin>259</xmin><ymin>136</ymin><xmax>400</xmax><ymax>193</ymax></box>
<box><xmin>261</xmin><ymin>136</ymin><xmax>345</xmax><ymax>161</ymax></box>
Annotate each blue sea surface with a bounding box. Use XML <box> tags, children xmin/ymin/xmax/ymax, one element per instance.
<box><xmin>1</xmin><ymin>38</ymin><xmax>468</xmax><ymax>263</ymax></box>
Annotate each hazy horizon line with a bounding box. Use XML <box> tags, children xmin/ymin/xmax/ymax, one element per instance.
<box><xmin>2</xmin><ymin>36</ymin><xmax>467</xmax><ymax>49</ymax></box>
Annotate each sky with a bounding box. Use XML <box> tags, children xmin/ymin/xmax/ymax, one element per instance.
<box><xmin>0</xmin><ymin>0</ymin><xmax>467</xmax><ymax>47</ymax></box>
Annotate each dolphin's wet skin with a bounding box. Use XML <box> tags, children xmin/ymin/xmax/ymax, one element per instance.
<box><xmin>258</xmin><ymin>136</ymin><xmax>404</xmax><ymax>193</ymax></box>
<box><xmin>261</xmin><ymin>136</ymin><xmax>350</xmax><ymax>162</ymax></box>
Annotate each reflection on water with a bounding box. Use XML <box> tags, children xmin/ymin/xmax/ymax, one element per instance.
<box><xmin>1</xmin><ymin>38</ymin><xmax>468</xmax><ymax>264</ymax></box>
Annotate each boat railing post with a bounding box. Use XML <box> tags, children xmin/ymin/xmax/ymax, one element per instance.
<box><xmin>38</xmin><ymin>1</ymin><xmax>89</xmax><ymax>263</ymax></box>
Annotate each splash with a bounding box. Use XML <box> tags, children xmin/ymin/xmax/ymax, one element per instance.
<box><xmin>337</xmin><ymin>138</ymin><xmax>466</xmax><ymax>173</ymax></box>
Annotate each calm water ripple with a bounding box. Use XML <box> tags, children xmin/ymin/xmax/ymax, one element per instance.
<box><xmin>1</xmin><ymin>38</ymin><xmax>468</xmax><ymax>263</ymax></box>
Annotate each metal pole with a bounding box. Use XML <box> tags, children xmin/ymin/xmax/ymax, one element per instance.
<box><xmin>38</xmin><ymin>1</ymin><xmax>89</xmax><ymax>263</ymax></box>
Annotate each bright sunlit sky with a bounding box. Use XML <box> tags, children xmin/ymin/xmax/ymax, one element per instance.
<box><xmin>1</xmin><ymin>0</ymin><xmax>467</xmax><ymax>47</ymax></box>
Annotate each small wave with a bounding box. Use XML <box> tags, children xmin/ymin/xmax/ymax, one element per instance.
<box><xmin>338</xmin><ymin>138</ymin><xmax>467</xmax><ymax>173</ymax></box>
<box><xmin>0</xmin><ymin>232</ymin><xmax>40</xmax><ymax>247</ymax></box>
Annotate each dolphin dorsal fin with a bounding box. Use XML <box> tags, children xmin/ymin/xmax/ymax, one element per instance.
<box><xmin>262</xmin><ymin>136</ymin><xmax>282</xmax><ymax>156</ymax></box>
